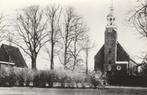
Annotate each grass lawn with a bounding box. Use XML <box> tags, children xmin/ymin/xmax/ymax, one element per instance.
<box><xmin>0</xmin><ymin>87</ymin><xmax>146</xmax><ymax>95</ymax></box>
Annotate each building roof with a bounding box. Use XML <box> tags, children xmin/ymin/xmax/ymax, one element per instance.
<box><xmin>95</xmin><ymin>42</ymin><xmax>137</xmax><ymax>65</ymax></box>
<box><xmin>0</xmin><ymin>44</ymin><xmax>27</xmax><ymax>68</ymax></box>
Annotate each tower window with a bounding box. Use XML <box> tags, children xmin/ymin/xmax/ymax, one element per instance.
<box><xmin>109</xmin><ymin>50</ymin><xmax>111</xmax><ymax>54</ymax></box>
<box><xmin>110</xmin><ymin>18</ymin><xmax>112</xmax><ymax>21</ymax></box>
<box><xmin>109</xmin><ymin>60</ymin><xmax>111</xmax><ymax>64</ymax></box>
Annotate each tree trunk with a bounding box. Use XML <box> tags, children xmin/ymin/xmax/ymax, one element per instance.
<box><xmin>31</xmin><ymin>55</ymin><xmax>37</xmax><ymax>70</ymax></box>
<box><xmin>50</xmin><ymin>19</ymin><xmax>55</xmax><ymax>70</ymax></box>
<box><xmin>73</xmin><ymin>38</ymin><xmax>77</xmax><ymax>70</ymax></box>
<box><xmin>64</xmin><ymin>25</ymin><xmax>69</xmax><ymax>69</ymax></box>
<box><xmin>64</xmin><ymin>43</ymin><xmax>67</xmax><ymax>69</ymax></box>
<box><xmin>85</xmin><ymin>48</ymin><xmax>89</xmax><ymax>74</ymax></box>
<box><xmin>50</xmin><ymin>42</ymin><xmax>54</xmax><ymax>70</ymax></box>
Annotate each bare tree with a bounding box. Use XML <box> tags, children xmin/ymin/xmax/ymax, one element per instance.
<box><xmin>0</xmin><ymin>14</ymin><xmax>7</xmax><ymax>42</ymax></box>
<box><xmin>68</xmin><ymin>12</ymin><xmax>88</xmax><ymax>71</ymax></box>
<box><xmin>129</xmin><ymin>0</ymin><xmax>147</xmax><ymax>76</ymax></box>
<box><xmin>59</xmin><ymin>7</ymin><xmax>77</xmax><ymax>69</ymax></box>
<box><xmin>44</xmin><ymin>6</ymin><xmax>88</xmax><ymax>71</ymax></box>
<box><xmin>59</xmin><ymin>7</ymin><xmax>88</xmax><ymax>70</ymax></box>
<box><xmin>130</xmin><ymin>0</ymin><xmax>147</xmax><ymax>37</ymax></box>
<box><xmin>45</xmin><ymin>5</ymin><xmax>62</xmax><ymax>70</ymax></box>
<box><xmin>14</xmin><ymin>5</ymin><xmax>48</xmax><ymax>70</ymax></box>
<box><xmin>129</xmin><ymin>0</ymin><xmax>147</xmax><ymax>61</ymax></box>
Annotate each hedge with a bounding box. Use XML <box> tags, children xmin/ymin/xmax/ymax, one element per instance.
<box><xmin>0</xmin><ymin>67</ymin><xmax>104</xmax><ymax>88</ymax></box>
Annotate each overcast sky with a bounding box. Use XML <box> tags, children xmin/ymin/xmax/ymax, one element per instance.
<box><xmin>0</xmin><ymin>0</ymin><xmax>146</xmax><ymax>70</ymax></box>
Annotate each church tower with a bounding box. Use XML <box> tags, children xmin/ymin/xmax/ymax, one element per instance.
<box><xmin>104</xmin><ymin>0</ymin><xmax>117</xmax><ymax>72</ymax></box>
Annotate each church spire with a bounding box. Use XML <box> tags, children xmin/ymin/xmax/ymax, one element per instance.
<box><xmin>106</xmin><ymin>0</ymin><xmax>116</xmax><ymax>28</ymax></box>
<box><xmin>110</xmin><ymin>0</ymin><xmax>114</xmax><ymax>14</ymax></box>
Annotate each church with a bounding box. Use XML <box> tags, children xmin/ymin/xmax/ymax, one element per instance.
<box><xmin>94</xmin><ymin>2</ymin><xmax>138</xmax><ymax>85</ymax></box>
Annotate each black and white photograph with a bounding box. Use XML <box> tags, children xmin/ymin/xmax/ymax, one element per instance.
<box><xmin>0</xmin><ymin>0</ymin><xmax>146</xmax><ymax>95</ymax></box>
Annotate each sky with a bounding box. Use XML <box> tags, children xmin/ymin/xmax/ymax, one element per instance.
<box><xmin>0</xmin><ymin>0</ymin><xmax>146</xmax><ymax>70</ymax></box>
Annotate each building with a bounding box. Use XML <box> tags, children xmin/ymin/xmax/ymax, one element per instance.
<box><xmin>0</xmin><ymin>44</ymin><xmax>27</xmax><ymax>68</ymax></box>
<box><xmin>94</xmin><ymin>2</ymin><xmax>137</xmax><ymax>85</ymax></box>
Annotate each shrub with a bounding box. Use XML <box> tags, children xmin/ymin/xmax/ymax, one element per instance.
<box><xmin>7</xmin><ymin>68</ymin><xmax>17</xmax><ymax>86</ymax></box>
<box><xmin>0</xmin><ymin>67</ymin><xmax>17</xmax><ymax>86</ymax></box>
<box><xmin>33</xmin><ymin>70</ymin><xmax>41</xmax><ymax>87</ymax></box>
<box><xmin>46</xmin><ymin>70</ymin><xmax>57</xmax><ymax>87</ymax></box>
<box><xmin>71</xmin><ymin>72</ymin><xmax>86</xmax><ymax>88</ymax></box>
<box><xmin>33</xmin><ymin>70</ymin><xmax>54</xmax><ymax>87</ymax></box>
<box><xmin>88</xmin><ymin>71</ymin><xmax>103</xmax><ymax>88</ymax></box>
<box><xmin>13</xmin><ymin>67</ymin><xmax>34</xmax><ymax>86</ymax></box>
<box><xmin>53</xmin><ymin>70</ymin><xmax>68</xmax><ymax>88</ymax></box>
<box><xmin>14</xmin><ymin>68</ymin><xmax>26</xmax><ymax>86</ymax></box>
<box><xmin>54</xmin><ymin>69</ymin><xmax>88</xmax><ymax>88</ymax></box>
<box><xmin>24</xmin><ymin>69</ymin><xmax>34</xmax><ymax>86</ymax></box>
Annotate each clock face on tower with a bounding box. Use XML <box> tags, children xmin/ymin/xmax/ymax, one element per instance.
<box><xmin>116</xmin><ymin>65</ymin><xmax>121</xmax><ymax>70</ymax></box>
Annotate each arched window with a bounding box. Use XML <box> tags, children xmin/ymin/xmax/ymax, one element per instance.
<box><xmin>109</xmin><ymin>50</ymin><xmax>111</xmax><ymax>54</ymax></box>
<box><xmin>109</xmin><ymin>60</ymin><xmax>111</xmax><ymax>64</ymax></box>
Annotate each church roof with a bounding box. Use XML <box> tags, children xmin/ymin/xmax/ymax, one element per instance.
<box><xmin>95</xmin><ymin>42</ymin><xmax>137</xmax><ymax>64</ymax></box>
<box><xmin>116</xmin><ymin>42</ymin><xmax>129</xmax><ymax>61</ymax></box>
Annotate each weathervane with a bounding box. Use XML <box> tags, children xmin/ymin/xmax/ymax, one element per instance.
<box><xmin>110</xmin><ymin>0</ymin><xmax>114</xmax><ymax>15</ymax></box>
